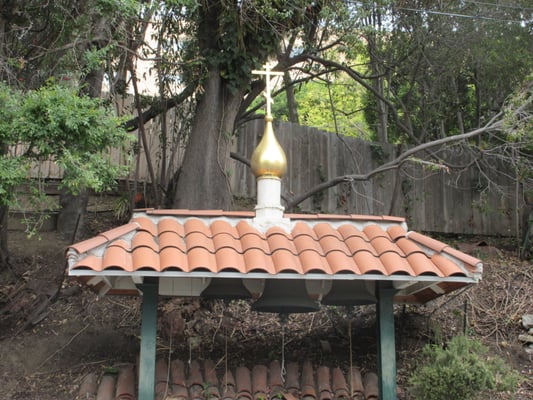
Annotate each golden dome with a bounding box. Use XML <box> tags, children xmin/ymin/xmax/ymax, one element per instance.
<box><xmin>250</xmin><ymin>116</ymin><xmax>287</xmax><ymax>178</ymax></box>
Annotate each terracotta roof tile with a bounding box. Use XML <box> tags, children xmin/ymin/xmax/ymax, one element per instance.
<box><xmin>379</xmin><ymin>252</ymin><xmax>414</xmax><ymax>275</ymax></box>
<box><xmin>318</xmin><ymin>235</ymin><xmax>351</xmax><ymax>257</ymax></box>
<box><xmin>298</xmin><ymin>249</ymin><xmax>331</xmax><ymax>274</ymax></box>
<box><xmin>362</xmin><ymin>225</ymin><xmax>389</xmax><ymax>240</ymax></box>
<box><xmin>67</xmin><ymin>210</ymin><xmax>482</xmax><ymax>304</ymax></box>
<box><xmin>115</xmin><ymin>364</ymin><xmax>135</xmax><ymax>400</ymax></box>
<box><xmin>102</xmin><ymin>244</ymin><xmax>132</xmax><ymax>270</ymax></box>
<box><xmin>96</xmin><ymin>373</ymin><xmax>116</xmax><ymax>400</ymax></box>
<box><xmin>72</xmin><ymin>253</ymin><xmax>102</xmax><ymax>271</ymax></box>
<box><xmin>132</xmin><ymin>246</ymin><xmax>159</xmax><ymax>271</ymax></box>
<box><xmin>160</xmin><ymin>247</ymin><xmax>188</xmax><ymax>271</ymax></box>
<box><xmin>236</xmin><ymin>366</ymin><xmax>252</xmax><ymax>400</ymax></box>
<box><xmin>271</xmin><ymin>249</ymin><xmax>304</xmax><ymax>273</ymax></box>
<box><xmin>215</xmin><ymin>247</ymin><xmax>246</xmax><ymax>272</ymax></box>
<box><xmin>431</xmin><ymin>254</ymin><xmax>465</xmax><ymax>277</ymax></box>
<box><xmin>387</xmin><ymin>225</ymin><xmax>407</xmax><ymax>241</ymax></box>
<box><xmin>83</xmin><ymin>359</ymin><xmax>387</xmax><ymax>400</ymax></box>
<box><xmin>348</xmin><ymin>367</ymin><xmax>364</xmax><ymax>398</ymax></box>
<box><xmin>353</xmin><ymin>251</ymin><xmax>386</xmax><ymax>275</ymax></box>
<box><xmin>332</xmin><ymin>367</ymin><xmax>349</xmax><ymax>399</ymax></box>
<box><xmin>363</xmin><ymin>372</ymin><xmax>379</xmax><ymax>400</ymax></box>
<box><xmin>325</xmin><ymin>251</ymin><xmax>360</xmax><ymax>274</ymax></box>
<box><xmin>187</xmin><ymin>247</ymin><xmax>217</xmax><ymax>272</ymax></box>
<box><xmin>442</xmin><ymin>246</ymin><xmax>482</xmax><ymax>270</ymax></box>
<box><xmin>291</xmin><ymin>222</ymin><xmax>319</xmax><ymax>240</ymax></box>
<box><xmin>407</xmin><ymin>231</ymin><xmax>447</xmax><ymax>252</ymax></box>
<box><xmin>159</xmin><ymin>231</ymin><xmax>186</xmax><ymax>252</ymax></box>
<box><xmin>243</xmin><ymin>248</ymin><xmax>276</xmax><ymax>274</ymax></box>
<box><xmin>313</xmin><ymin>223</ymin><xmax>342</xmax><ymax>241</ymax></box>
<box><xmin>132</xmin><ymin>230</ymin><xmax>158</xmax><ymax>251</ymax></box>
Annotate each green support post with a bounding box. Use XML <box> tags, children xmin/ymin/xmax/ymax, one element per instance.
<box><xmin>377</xmin><ymin>284</ymin><xmax>397</xmax><ymax>400</ymax></box>
<box><xmin>138</xmin><ymin>278</ymin><xmax>159</xmax><ymax>400</ymax></box>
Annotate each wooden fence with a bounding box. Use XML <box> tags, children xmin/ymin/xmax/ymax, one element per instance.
<box><xmin>22</xmin><ymin>117</ymin><xmax>526</xmax><ymax>237</ymax></box>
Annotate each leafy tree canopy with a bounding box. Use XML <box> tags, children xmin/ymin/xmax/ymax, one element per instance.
<box><xmin>0</xmin><ymin>82</ymin><xmax>132</xmax><ymax>205</ymax></box>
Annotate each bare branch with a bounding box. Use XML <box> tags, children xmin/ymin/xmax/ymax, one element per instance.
<box><xmin>285</xmin><ymin>118</ymin><xmax>504</xmax><ymax>210</ymax></box>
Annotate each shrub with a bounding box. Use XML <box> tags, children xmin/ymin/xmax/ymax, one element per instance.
<box><xmin>408</xmin><ymin>335</ymin><xmax>521</xmax><ymax>400</ymax></box>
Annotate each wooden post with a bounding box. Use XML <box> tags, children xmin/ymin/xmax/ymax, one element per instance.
<box><xmin>138</xmin><ymin>278</ymin><xmax>159</xmax><ymax>400</ymax></box>
<box><xmin>377</xmin><ymin>283</ymin><xmax>397</xmax><ymax>400</ymax></box>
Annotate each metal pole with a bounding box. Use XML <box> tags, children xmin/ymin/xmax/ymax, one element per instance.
<box><xmin>377</xmin><ymin>283</ymin><xmax>397</xmax><ymax>400</ymax></box>
<box><xmin>138</xmin><ymin>278</ymin><xmax>159</xmax><ymax>400</ymax></box>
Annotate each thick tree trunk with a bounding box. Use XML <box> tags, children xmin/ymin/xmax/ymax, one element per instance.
<box><xmin>172</xmin><ymin>69</ymin><xmax>242</xmax><ymax>210</ymax></box>
<box><xmin>0</xmin><ymin>204</ymin><xmax>9</xmax><ymax>269</ymax></box>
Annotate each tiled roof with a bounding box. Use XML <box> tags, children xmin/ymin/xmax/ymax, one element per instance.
<box><xmin>77</xmin><ymin>359</ymin><xmax>379</xmax><ymax>400</ymax></box>
<box><xmin>66</xmin><ymin>209</ymin><xmax>482</xmax><ymax>304</ymax></box>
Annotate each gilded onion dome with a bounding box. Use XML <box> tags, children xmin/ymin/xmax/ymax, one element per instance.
<box><xmin>250</xmin><ymin>115</ymin><xmax>287</xmax><ymax>178</ymax></box>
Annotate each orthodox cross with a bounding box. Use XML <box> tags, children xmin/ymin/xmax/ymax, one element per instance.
<box><xmin>252</xmin><ymin>63</ymin><xmax>284</xmax><ymax>117</ymax></box>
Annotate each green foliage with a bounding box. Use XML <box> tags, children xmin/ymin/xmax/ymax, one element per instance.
<box><xmin>409</xmin><ymin>335</ymin><xmax>522</xmax><ymax>400</ymax></box>
<box><xmin>0</xmin><ymin>82</ymin><xmax>133</xmax><ymax>204</ymax></box>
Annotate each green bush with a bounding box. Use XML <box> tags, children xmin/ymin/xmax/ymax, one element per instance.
<box><xmin>409</xmin><ymin>335</ymin><xmax>521</xmax><ymax>400</ymax></box>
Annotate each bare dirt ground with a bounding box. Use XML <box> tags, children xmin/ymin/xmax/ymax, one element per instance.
<box><xmin>0</xmin><ymin>208</ymin><xmax>532</xmax><ymax>400</ymax></box>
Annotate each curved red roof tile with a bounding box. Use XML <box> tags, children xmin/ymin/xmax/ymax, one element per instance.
<box><xmin>132</xmin><ymin>246</ymin><xmax>160</xmax><ymax>271</ymax></box>
<box><xmin>243</xmin><ymin>248</ymin><xmax>276</xmax><ymax>274</ymax></box>
<box><xmin>158</xmin><ymin>218</ymin><xmax>184</xmax><ymax>236</ymax></box>
<box><xmin>298</xmin><ymin>249</ymin><xmax>332</xmax><ymax>274</ymax></box>
<box><xmin>240</xmin><ymin>233</ymin><xmax>271</xmax><ymax>254</ymax></box>
<box><xmin>325</xmin><ymin>251</ymin><xmax>360</xmax><ymax>274</ymax></box>
<box><xmin>72</xmin><ymin>254</ymin><xmax>102</xmax><ymax>271</ymax></box>
<box><xmin>211</xmin><ymin>219</ymin><xmax>239</xmax><ymax>238</ymax></box>
<box><xmin>363</xmin><ymin>225</ymin><xmax>389</xmax><ymax>240</ymax></box>
<box><xmin>313</xmin><ymin>223</ymin><xmax>342</xmax><ymax>240</ymax></box>
<box><xmin>214</xmin><ymin>247</ymin><xmax>246</xmax><ymax>272</ymax></box>
<box><xmin>132</xmin><ymin>230</ymin><xmax>158</xmax><ymax>252</ymax></box>
<box><xmin>131</xmin><ymin>217</ymin><xmax>157</xmax><ymax>236</ymax></box>
<box><xmin>159</xmin><ymin>230</ymin><xmax>186</xmax><ymax>252</ymax></box>
<box><xmin>291</xmin><ymin>221</ymin><xmax>319</xmax><ymax>240</ymax></box>
<box><xmin>353</xmin><ymin>251</ymin><xmax>387</xmax><ymax>275</ymax></box>
<box><xmin>407</xmin><ymin>231</ymin><xmax>447</xmax><ymax>252</ymax></box>
<box><xmin>160</xmin><ymin>246</ymin><xmax>188</xmax><ymax>271</ymax></box>
<box><xmin>186</xmin><ymin>232</ymin><xmax>215</xmax><ymax>252</ymax></box>
<box><xmin>407</xmin><ymin>253</ymin><xmax>442</xmax><ymax>276</ymax></box>
<box><xmin>370</xmin><ymin>236</ymin><xmax>402</xmax><ymax>256</ymax></box>
<box><xmin>184</xmin><ymin>219</ymin><xmax>211</xmax><ymax>236</ymax></box>
<box><xmin>344</xmin><ymin>236</ymin><xmax>377</xmax><ymax>257</ymax></box>
<box><xmin>431</xmin><ymin>254</ymin><xmax>465</xmax><ymax>276</ymax></box>
<box><xmin>379</xmin><ymin>252</ymin><xmax>414</xmax><ymax>275</ymax></box>
<box><xmin>236</xmin><ymin>220</ymin><xmax>265</xmax><ymax>239</ymax></box>
<box><xmin>102</xmin><ymin>245</ymin><xmax>131</xmax><ymax>270</ymax></box>
<box><xmin>387</xmin><ymin>225</ymin><xmax>407</xmax><ymax>241</ymax></box>
<box><xmin>293</xmin><ymin>234</ymin><xmax>325</xmax><ymax>256</ymax></box>
<box><xmin>213</xmin><ymin>232</ymin><xmax>243</xmax><ymax>253</ymax></box>
<box><xmin>318</xmin><ymin>235</ymin><xmax>351</xmax><ymax>257</ymax></box>
<box><xmin>187</xmin><ymin>247</ymin><xmax>217</xmax><ymax>272</ymax></box>
<box><xmin>442</xmin><ymin>246</ymin><xmax>482</xmax><ymax>269</ymax></box>
<box><xmin>271</xmin><ymin>249</ymin><xmax>304</xmax><ymax>273</ymax></box>
<box><xmin>267</xmin><ymin>232</ymin><xmax>298</xmax><ymax>255</ymax></box>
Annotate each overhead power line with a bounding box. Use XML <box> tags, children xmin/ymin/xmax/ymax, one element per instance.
<box><xmin>396</xmin><ymin>7</ymin><xmax>531</xmax><ymax>24</ymax></box>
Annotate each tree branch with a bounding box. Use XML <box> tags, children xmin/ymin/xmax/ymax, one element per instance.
<box><xmin>285</xmin><ymin>118</ymin><xmax>504</xmax><ymax>210</ymax></box>
<box><xmin>123</xmin><ymin>82</ymin><xmax>197</xmax><ymax>132</ymax></box>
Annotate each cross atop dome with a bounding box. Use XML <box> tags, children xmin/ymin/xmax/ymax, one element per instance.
<box><xmin>252</xmin><ymin>63</ymin><xmax>284</xmax><ymax>117</ymax></box>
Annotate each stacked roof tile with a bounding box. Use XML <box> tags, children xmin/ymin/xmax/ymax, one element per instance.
<box><xmin>77</xmin><ymin>360</ymin><xmax>379</xmax><ymax>400</ymax></box>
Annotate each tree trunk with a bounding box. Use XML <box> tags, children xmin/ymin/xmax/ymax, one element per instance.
<box><xmin>57</xmin><ymin>16</ymin><xmax>107</xmax><ymax>239</ymax></box>
<box><xmin>57</xmin><ymin>187</ymin><xmax>88</xmax><ymax>242</ymax></box>
<box><xmin>0</xmin><ymin>204</ymin><xmax>9</xmax><ymax>269</ymax></box>
<box><xmin>172</xmin><ymin>69</ymin><xmax>241</xmax><ymax>210</ymax></box>
<box><xmin>284</xmin><ymin>71</ymin><xmax>299</xmax><ymax>124</ymax></box>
